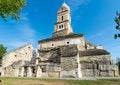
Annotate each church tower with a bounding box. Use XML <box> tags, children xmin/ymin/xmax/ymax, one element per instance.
<box><xmin>52</xmin><ymin>2</ymin><xmax>73</xmax><ymax>38</ymax></box>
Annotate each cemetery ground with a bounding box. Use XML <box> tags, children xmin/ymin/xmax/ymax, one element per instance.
<box><xmin>0</xmin><ymin>77</ymin><xmax>120</xmax><ymax>85</ymax></box>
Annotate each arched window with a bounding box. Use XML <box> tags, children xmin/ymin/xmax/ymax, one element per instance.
<box><xmin>59</xmin><ymin>25</ymin><xmax>61</xmax><ymax>29</ymax></box>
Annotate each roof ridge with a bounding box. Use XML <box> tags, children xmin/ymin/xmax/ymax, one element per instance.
<box><xmin>3</xmin><ymin>43</ymin><xmax>32</xmax><ymax>56</ymax></box>
<box><xmin>38</xmin><ymin>33</ymin><xmax>84</xmax><ymax>43</ymax></box>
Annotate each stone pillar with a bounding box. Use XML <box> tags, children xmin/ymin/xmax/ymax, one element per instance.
<box><xmin>21</xmin><ymin>67</ymin><xmax>24</xmax><ymax>77</ymax></box>
<box><xmin>36</xmin><ymin>66</ymin><xmax>42</xmax><ymax>77</ymax></box>
<box><xmin>77</xmin><ymin>64</ymin><xmax>82</xmax><ymax>78</ymax></box>
<box><xmin>14</xmin><ymin>68</ymin><xmax>19</xmax><ymax>77</ymax></box>
<box><xmin>1</xmin><ymin>67</ymin><xmax>5</xmax><ymax>77</ymax></box>
<box><xmin>59</xmin><ymin>71</ymin><xmax>62</xmax><ymax>78</ymax></box>
<box><xmin>27</xmin><ymin>67</ymin><xmax>32</xmax><ymax>77</ymax></box>
<box><xmin>77</xmin><ymin>52</ymin><xmax>82</xmax><ymax>78</ymax></box>
<box><xmin>36</xmin><ymin>58</ymin><xmax>39</xmax><ymax>65</ymax></box>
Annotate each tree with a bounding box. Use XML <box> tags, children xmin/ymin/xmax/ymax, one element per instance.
<box><xmin>0</xmin><ymin>44</ymin><xmax>7</xmax><ymax>65</ymax></box>
<box><xmin>0</xmin><ymin>0</ymin><xmax>26</xmax><ymax>21</ymax></box>
<box><xmin>114</xmin><ymin>11</ymin><xmax>120</xmax><ymax>39</ymax></box>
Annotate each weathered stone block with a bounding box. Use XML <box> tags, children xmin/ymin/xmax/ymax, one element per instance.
<box><xmin>60</xmin><ymin>45</ymin><xmax>78</xmax><ymax>57</ymax></box>
<box><xmin>114</xmin><ymin>71</ymin><xmax>119</xmax><ymax>77</ymax></box>
<box><xmin>100</xmin><ymin>71</ymin><xmax>107</xmax><ymax>77</ymax></box>
<box><xmin>82</xmin><ymin>69</ymin><xmax>94</xmax><ymax>77</ymax></box>
<box><xmin>106</xmin><ymin>71</ymin><xmax>114</xmax><ymax>77</ymax></box>
<box><xmin>48</xmin><ymin>72</ymin><xmax>60</xmax><ymax>77</ymax></box>
<box><xmin>61</xmin><ymin>71</ymin><xmax>76</xmax><ymax>78</ymax></box>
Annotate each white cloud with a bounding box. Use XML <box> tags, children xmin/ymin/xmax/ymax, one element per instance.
<box><xmin>67</xmin><ymin>0</ymin><xmax>90</xmax><ymax>12</ymax></box>
<box><xmin>6</xmin><ymin>41</ymin><xmax>28</xmax><ymax>48</ymax></box>
<box><xmin>17</xmin><ymin>24</ymin><xmax>36</xmax><ymax>38</ymax></box>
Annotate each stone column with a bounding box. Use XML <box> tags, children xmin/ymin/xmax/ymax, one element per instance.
<box><xmin>27</xmin><ymin>66</ymin><xmax>32</xmax><ymax>77</ymax></box>
<box><xmin>1</xmin><ymin>67</ymin><xmax>5</xmax><ymax>77</ymax></box>
<box><xmin>77</xmin><ymin>64</ymin><xmax>82</xmax><ymax>78</ymax></box>
<box><xmin>77</xmin><ymin>53</ymin><xmax>82</xmax><ymax>78</ymax></box>
<box><xmin>59</xmin><ymin>71</ymin><xmax>62</xmax><ymax>78</ymax></box>
<box><xmin>14</xmin><ymin>68</ymin><xmax>19</xmax><ymax>77</ymax></box>
<box><xmin>36</xmin><ymin>66</ymin><xmax>42</xmax><ymax>77</ymax></box>
<box><xmin>36</xmin><ymin>58</ymin><xmax>39</xmax><ymax>65</ymax></box>
<box><xmin>21</xmin><ymin>67</ymin><xmax>24</xmax><ymax>77</ymax></box>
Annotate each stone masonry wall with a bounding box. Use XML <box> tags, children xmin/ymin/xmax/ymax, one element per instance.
<box><xmin>39</xmin><ymin>37</ymin><xmax>84</xmax><ymax>50</ymax></box>
<box><xmin>2</xmin><ymin>44</ymin><xmax>34</xmax><ymax>77</ymax></box>
<box><xmin>80</xmin><ymin>55</ymin><xmax>119</xmax><ymax>77</ymax></box>
<box><xmin>2</xmin><ymin>44</ymin><xmax>34</xmax><ymax>68</ymax></box>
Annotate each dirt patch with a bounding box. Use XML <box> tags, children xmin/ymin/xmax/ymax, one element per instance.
<box><xmin>0</xmin><ymin>79</ymin><xmax>70</xmax><ymax>85</ymax></box>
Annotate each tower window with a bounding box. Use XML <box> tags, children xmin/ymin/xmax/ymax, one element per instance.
<box><xmin>61</xmin><ymin>25</ymin><xmax>63</xmax><ymax>28</ymax></box>
<box><xmin>59</xmin><ymin>25</ymin><xmax>63</xmax><ymax>29</ymax></box>
<box><xmin>59</xmin><ymin>25</ymin><xmax>61</xmax><ymax>29</ymax></box>
<box><xmin>62</xmin><ymin>16</ymin><xmax>63</xmax><ymax>21</ymax></box>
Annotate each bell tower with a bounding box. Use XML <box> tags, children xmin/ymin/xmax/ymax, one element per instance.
<box><xmin>52</xmin><ymin>2</ymin><xmax>73</xmax><ymax>38</ymax></box>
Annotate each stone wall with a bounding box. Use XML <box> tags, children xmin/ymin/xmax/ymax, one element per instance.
<box><xmin>39</xmin><ymin>37</ymin><xmax>83</xmax><ymax>50</ymax></box>
<box><xmin>61</xmin><ymin>57</ymin><xmax>78</xmax><ymax>71</ymax></box>
<box><xmin>2</xmin><ymin>44</ymin><xmax>34</xmax><ymax>68</ymax></box>
<box><xmin>2</xmin><ymin>44</ymin><xmax>35</xmax><ymax>77</ymax></box>
<box><xmin>37</xmin><ymin>44</ymin><xmax>119</xmax><ymax>78</ymax></box>
<box><xmin>80</xmin><ymin>55</ymin><xmax>119</xmax><ymax>77</ymax></box>
<box><xmin>37</xmin><ymin>45</ymin><xmax>80</xmax><ymax>78</ymax></box>
<box><xmin>52</xmin><ymin>29</ymin><xmax>68</xmax><ymax>38</ymax></box>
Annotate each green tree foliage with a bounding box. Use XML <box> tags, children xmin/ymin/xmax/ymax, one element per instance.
<box><xmin>114</xmin><ymin>11</ymin><xmax>120</xmax><ymax>39</ymax></box>
<box><xmin>0</xmin><ymin>44</ymin><xmax>7</xmax><ymax>65</ymax></box>
<box><xmin>0</xmin><ymin>0</ymin><xmax>26</xmax><ymax>21</ymax></box>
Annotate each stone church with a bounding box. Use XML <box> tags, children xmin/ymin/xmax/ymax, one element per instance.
<box><xmin>0</xmin><ymin>3</ymin><xmax>119</xmax><ymax>78</ymax></box>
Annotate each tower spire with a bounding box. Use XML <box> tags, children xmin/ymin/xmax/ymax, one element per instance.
<box><xmin>52</xmin><ymin>1</ymin><xmax>73</xmax><ymax>38</ymax></box>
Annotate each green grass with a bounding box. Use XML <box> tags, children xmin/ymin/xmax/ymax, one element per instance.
<box><xmin>64</xmin><ymin>79</ymin><xmax>120</xmax><ymax>85</ymax></box>
<box><xmin>0</xmin><ymin>77</ymin><xmax>120</xmax><ymax>85</ymax></box>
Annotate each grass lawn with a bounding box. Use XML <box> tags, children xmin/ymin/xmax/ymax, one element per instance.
<box><xmin>0</xmin><ymin>77</ymin><xmax>120</xmax><ymax>85</ymax></box>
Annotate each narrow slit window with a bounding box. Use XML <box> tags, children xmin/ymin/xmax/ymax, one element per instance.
<box><xmin>62</xmin><ymin>16</ymin><xmax>63</xmax><ymax>21</ymax></box>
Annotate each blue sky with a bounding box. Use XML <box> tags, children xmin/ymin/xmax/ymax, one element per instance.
<box><xmin>0</xmin><ymin>0</ymin><xmax>120</xmax><ymax>60</ymax></box>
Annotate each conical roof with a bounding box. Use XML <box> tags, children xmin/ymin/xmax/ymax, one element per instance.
<box><xmin>62</xmin><ymin>2</ymin><xmax>70</xmax><ymax>11</ymax></box>
<box><xmin>58</xmin><ymin>2</ymin><xmax>70</xmax><ymax>13</ymax></box>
